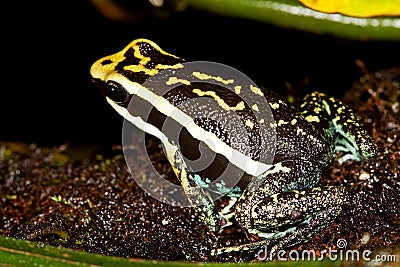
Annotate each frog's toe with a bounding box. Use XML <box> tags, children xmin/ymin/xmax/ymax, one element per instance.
<box><xmin>335</xmin><ymin>129</ymin><xmax>377</xmax><ymax>162</ymax></box>
<box><xmin>358</xmin><ymin>136</ymin><xmax>378</xmax><ymax>159</ymax></box>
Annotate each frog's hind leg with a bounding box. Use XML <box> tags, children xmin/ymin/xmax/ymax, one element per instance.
<box><xmin>253</xmin><ymin>186</ymin><xmax>346</xmax><ymax>256</ymax></box>
<box><xmin>299</xmin><ymin>91</ymin><xmax>376</xmax><ymax>161</ymax></box>
<box><xmin>215</xmin><ymin>185</ymin><xmax>348</xmax><ymax>257</ymax></box>
<box><xmin>214</xmin><ymin>193</ymin><xmax>346</xmax><ymax>257</ymax></box>
<box><xmin>216</xmin><ymin>160</ymin><xmax>348</xmax><ymax>257</ymax></box>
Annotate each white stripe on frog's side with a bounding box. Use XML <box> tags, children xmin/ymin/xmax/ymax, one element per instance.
<box><xmin>107</xmin><ymin>96</ymin><xmax>182</xmax><ymax>174</ymax></box>
<box><xmin>109</xmin><ymin>74</ymin><xmax>273</xmax><ymax>177</ymax></box>
<box><xmin>107</xmin><ymin>97</ymin><xmax>170</xmax><ymax>144</ymax></box>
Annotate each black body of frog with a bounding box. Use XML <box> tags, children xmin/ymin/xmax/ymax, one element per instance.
<box><xmin>90</xmin><ymin>39</ymin><xmax>377</xmax><ymax>256</ymax></box>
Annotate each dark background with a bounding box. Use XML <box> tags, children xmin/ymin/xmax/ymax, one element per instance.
<box><xmin>3</xmin><ymin>1</ymin><xmax>399</xmax><ymax>146</ymax></box>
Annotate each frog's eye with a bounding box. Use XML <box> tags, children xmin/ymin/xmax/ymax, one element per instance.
<box><xmin>105</xmin><ymin>81</ymin><xmax>131</xmax><ymax>106</ymax></box>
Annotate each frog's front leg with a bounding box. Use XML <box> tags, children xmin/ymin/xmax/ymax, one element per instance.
<box><xmin>300</xmin><ymin>91</ymin><xmax>377</xmax><ymax>161</ymax></box>
<box><xmin>215</xmin><ymin>160</ymin><xmax>348</xmax><ymax>256</ymax></box>
<box><xmin>163</xmin><ymin>140</ymin><xmax>220</xmax><ymax>232</ymax></box>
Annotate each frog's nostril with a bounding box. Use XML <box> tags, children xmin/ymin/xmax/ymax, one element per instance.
<box><xmin>91</xmin><ymin>78</ymin><xmax>106</xmax><ymax>95</ymax></box>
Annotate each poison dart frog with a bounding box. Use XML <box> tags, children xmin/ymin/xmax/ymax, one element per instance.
<box><xmin>90</xmin><ymin>39</ymin><xmax>377</xmax><ymax>255</ymax></box>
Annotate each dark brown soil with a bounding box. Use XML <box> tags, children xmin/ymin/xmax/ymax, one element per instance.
<box><xmin>1</xmin><ymin>66</ymin><xmax>399</xmax><ymax>262</ymax></box>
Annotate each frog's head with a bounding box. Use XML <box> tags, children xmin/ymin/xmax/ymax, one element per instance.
<box><xmin>90</xmin><ymin>38</ymin><xmax>184</xmax><ymax>111</ymax></box>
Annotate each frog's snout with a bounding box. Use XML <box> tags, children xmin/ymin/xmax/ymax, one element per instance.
<box><xmin>91</xmin><ymin>78</ymin><xmax>106</xmax><ymax>95</ymax></box>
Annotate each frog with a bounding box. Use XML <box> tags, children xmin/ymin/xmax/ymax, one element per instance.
<box><xmin>90</xmin><ymin>38</ymin><xmax>377</xmax><ymax>256</ymax></box>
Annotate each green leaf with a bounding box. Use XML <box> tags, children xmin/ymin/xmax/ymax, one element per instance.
<box><xmin>0</xmin><ymin>235</ymin><xmax>342</xmax><ymax>266</ymax></box>
<box><xmin>176</xmin><ymin>0</ymin><xmax>400</xmax><ymax>40</ymax></box>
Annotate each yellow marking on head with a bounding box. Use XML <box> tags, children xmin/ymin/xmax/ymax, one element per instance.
<box><xmin>270</xmin><ymin>103</ymin><xmax>279</xmax><ymax>109</ymax></box>
<box><xmin>250</xmin><ymin>85</ymin><xmax>264</xmax><ymax>96</ymax></box>
<box><xmin>166</xmin><ymin>77</ymin><xmax>191</xmax><ymax>85</ymax></box>
<box><xmin>192</xmin><ymin>89</ymin><xmax>245</xmax><ymax>111</ymax></box>
<box><xmin>125</xmin><ymin>40</ymin><xmax>166</xmax><ymax>74</ymax></box>
<box><xmin>90</xmin><ymin>53</ymin><xmax>126</xmax><ymax>81</ymax></box>
<box><xmin>291</xmin><ymin>119</ymin><xmax>297</xmax><ymax>125</ymax></box>
<box><xmin>252</xmin><ymin>104</ymin><xmax>259</xmax><ymax>111</ymax></box>
<box><xmin>259</xmin><ymin>119</ymin><xmax>265</xmax><ymax>124</ymax></box>
<box><xmin>125</xmin><ymin>45</ymin><xmax>183</xmax><ymax>76</ymax></box>
<box><xmin>124</xmin><ymin>65</ymin><xmax>159</xmax><ymax>75</ymax></box>
<box><xmin>132</xmin><ymin>43</ymin><xmax>150</xmax><ymax>65</ymax></box>
<box><xmin>134</xmin><ymin>38</ymin><xmax>180</xmax><ymax>58</ymax></box>
<box><xmin>192</xmin><ymin>72</ymin><xmax>234</xmax><ymax>85</ymax></box>
<box><xmin>270</xmin><ymin>122</ymin><xmax>277</xmax><ymax>128</ymax></box>
<box><xmin>305</xmin><ymin>115</ymin><xmax>320</xmax><ymax>123</ymax></box>
<box><xmin>90</xmin><ymin>38</ymin><xmax>181</xmax><ymax>81</ymax></box>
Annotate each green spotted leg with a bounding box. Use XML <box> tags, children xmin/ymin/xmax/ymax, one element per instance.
<box><xmin>299</xmin><ymin>91</ymin><xmax>377</xmax><ymax>161</ymax></box>
<box><xmin>214</xmin><ymin>194</ymin><xmax>346</xmax><ymax>256</ymax></box>
<box><xmin>213</xmin><ymin>160</ymin><xmax>348</xmax><ymax>255</ymax></box>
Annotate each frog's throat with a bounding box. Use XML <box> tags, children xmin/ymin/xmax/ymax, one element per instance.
<box><xmin>106</xmin><ymin>76</ymin><xmax>273</xmax><ymax>177</ymax></box>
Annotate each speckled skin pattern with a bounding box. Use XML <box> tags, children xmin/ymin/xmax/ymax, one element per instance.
<box><xmin>90</xmin><ymin>39</ymin><xmax>377</xmax><ymax>255</ymax></box>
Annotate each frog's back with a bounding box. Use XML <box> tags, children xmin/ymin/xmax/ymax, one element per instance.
<box><xmin>90</xmin><ymin>38</ymin><xmax>332</xmax><ymax>174</ymax></box>
<box><xmin>263</xmin><ymin>89</ymin><xmax>333</xmax><ymax>165</ymax></box>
